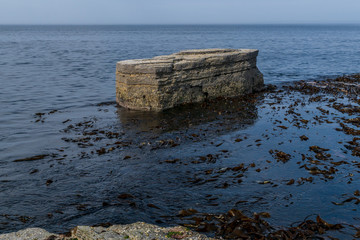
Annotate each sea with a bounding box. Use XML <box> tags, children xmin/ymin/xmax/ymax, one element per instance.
<box><xmin>0</xmin><ymin>24</ymin><xmax>359</xmax><ymax>234</ymax></box>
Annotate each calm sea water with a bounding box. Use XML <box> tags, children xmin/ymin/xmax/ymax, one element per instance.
<box><xmin>1</xmin><ymin>25</ymin><xmax>360</xmax><ymax>160</ymax></box>
<box><xmin>0</xmin><ymin>25</ymin><xmax>360</xmax><ymax>234</ymax></box>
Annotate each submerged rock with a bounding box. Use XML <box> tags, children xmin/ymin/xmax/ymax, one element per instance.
<box><xmin>116</xmin><ymin>49</ymin><xmax>263</xmax><ymax>111</ymax></box>
<box><xmin>0</xmin><ymin>222</ymin><xmax>212</xmax><ymax>240</ymax></box>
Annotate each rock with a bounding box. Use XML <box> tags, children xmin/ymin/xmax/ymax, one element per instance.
<box><xmin>0</xmin><ymin>222</ymin><xmax>213</xmax><ymax>240</ymax></box>
<box><xmin>0</xmin><ymin>228</ymin><xmax>58</xmax><ymax>240</ymax></box>
<box><xmin>116</xmin><ymin>49</ymin><xmax>264</xmax><ymax>111</ymax></box>
<box><xmin>72</xmin><ymin>222</ymin><xmax>212</xmax><ymax>240</ymax></box>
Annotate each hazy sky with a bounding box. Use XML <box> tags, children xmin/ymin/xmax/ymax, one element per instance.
<box><xmin>0</xmin><ymin>0</ymin><xmax>359</xmax><ymax>25</ymax></box>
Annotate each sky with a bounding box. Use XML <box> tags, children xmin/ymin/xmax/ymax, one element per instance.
<box><xmin>0</xmin><ymin>0</ymin><xmax>359</xmax><ymax>25</ymax></box>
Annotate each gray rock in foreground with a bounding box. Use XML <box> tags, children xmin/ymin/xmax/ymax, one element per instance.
<box><xmin>0</xmin><ymin>222</ymin><xmax>213</xmax><ymax>240</ymax></box>
<box><xmin>116</xmin><ymin>49</ymin><xmax>264</xmax><ymax>111</ymax></box>
<box><xmin>0</xmin><ymin>227</ymin><xmax>55</xmax><ymax>240</ymax></box>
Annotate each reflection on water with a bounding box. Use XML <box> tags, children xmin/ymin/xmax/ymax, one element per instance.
<box><xmin>116</xmin><ymin>95</ymin><xmax>260</xmax><ymax>134</ymax></box>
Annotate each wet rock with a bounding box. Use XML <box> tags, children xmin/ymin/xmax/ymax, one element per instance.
<box><xmin>116</xmin><ymin>49</ymin><xmax>263</xmax><ymax>111</ymax></box>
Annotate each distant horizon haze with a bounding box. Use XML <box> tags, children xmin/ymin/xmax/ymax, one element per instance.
<box><xmin>0</xmin><ymin>0</ymin><xmax>359</xmax><ymax>25</ymax></box>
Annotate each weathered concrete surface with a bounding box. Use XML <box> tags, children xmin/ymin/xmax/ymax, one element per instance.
<box><xmin>116</xmin><ymin>49</ymin><xmax>264</xmax><ymax>111</ymax></box>
<box><xmin>0</xmin><ymin>222</ymin><xmax>213</xmax><ymax>240</ymax></box>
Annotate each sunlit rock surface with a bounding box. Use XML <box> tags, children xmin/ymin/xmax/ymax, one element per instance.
<box><xmin>116</xmin><ymin>49</ymin><xmax>263</xmax><ymax>111</ymax></box>
<box><xmin>0</xmin><ymin>222</ymin><xmax>212</xmax><ymax>240</ymax></box>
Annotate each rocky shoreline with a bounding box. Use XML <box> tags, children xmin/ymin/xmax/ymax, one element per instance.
<box><xmin>0</xmin><ymin>222</ymin><xmax>212</xmax><ymax>240</ymax></box>
<box><xmin>0</xmin><ymin>211</ymin><xmax>353</xmax><ymax>240</ymax></box>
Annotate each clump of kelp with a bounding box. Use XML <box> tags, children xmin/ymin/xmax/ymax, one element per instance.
<box><xmin>286</xmin><ymin>74</ymin><xmax>360</xmax><ymax>159</ymax></box>
<box><xmin>176</xmin><ymin>208</ymin><xmax>356</xmax><ymax>239</ymax></box>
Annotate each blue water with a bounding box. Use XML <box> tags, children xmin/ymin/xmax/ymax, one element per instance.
<box><xmin>1</xmin><ymin>25</ymin><xmax>360</xmax><ymax>160</ymax></box>
<box><xmin>0</xmin><ymin>25</ymin><xmax>360</xmax><ymax>235</ymax></box>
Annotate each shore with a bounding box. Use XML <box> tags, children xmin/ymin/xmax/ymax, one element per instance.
<box><xmin>1</xmin><ymin>74</ymin><xmax>360</xmax><ymax>239</ymax></box>
<box><xmin>0</xmin><ymin>222</ymin><xmax>212</xmax><ymax>240</ymax></box>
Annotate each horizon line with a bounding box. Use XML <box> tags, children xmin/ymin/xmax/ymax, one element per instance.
<box><xmin>0</xmin><ymin>23</ymin><xmax>360</xmax><ymax>26</ymax></box>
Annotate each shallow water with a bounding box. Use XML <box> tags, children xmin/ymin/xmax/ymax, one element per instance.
<box><xmin>0</xmin><ymin>25</ymin><xmax>360</xmax><ymax>236</ymax></box>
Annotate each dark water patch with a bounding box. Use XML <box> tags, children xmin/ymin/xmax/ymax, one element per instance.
<box><xmin>96</xmin><ymin>101</ymin><xmax>116</xmax><ymax>106</ymax></box>
<box><xmin>14</xmin><ymin>62</ymin><xmax>32</xmax><ymax>65</ymax></box>
<box><xmin>12</xmin><ymin>154</ymin><xmax>50</xmax><ymax>162</ymax></box>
